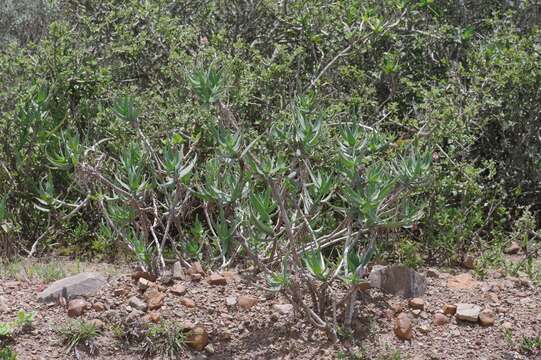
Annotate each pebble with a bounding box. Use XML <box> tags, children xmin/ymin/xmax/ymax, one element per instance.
<box><xmin>67</xmin><ymin>298</ymin><xmax>89</xmax><ymax>318</ymax></box>
<box><xmin>187</xmin><ymin>326</ymin><xmax>209</xmax><ymax>351</ymax></box>
<box><xmin>180</xmin><ymin>298</ymin><xmax>196</xmax><ymax>308</ymax></box>
<box><xmin>273</xmin><ymin>304</ymin><xmax>293</xmax><ymax>315</ymax></box>
<box><xmin>433</xmin><ymin>313</ymin><xmax>448</xmax><ymax>326</ymax></box>
<box><xmin>443</xmin><ymin>304</ymin><xmax>457</xmax><ymax>316</ymax></box>
<box><xmin>455</xmin><ymin>303</ymin><xmax>481</xmax><ymax>322</ymax></box>
<box><xmin>238</xmin><ymin>295</ymin><xmax>258</xmax><ymax>310</ymax></box>
<box><xmin>479</xmin><ymin>308</ymin><xmax>496</xmax><ymax>326</ymax></box>
<box><xmin>128</xmin><ymin>296</ymin><xmax>148</xmax><ymax>312</ymax></box>
<box><xmin>409</xmin><ymin>298</ymin><xmax>424</xmax><ymax>310</ymax></box>
<box><xmin>208</xmin><ymin>273</ymin><xmax>227</xmax><ymax>286</ymax></box>
<box><xmin>394</xmin><ymin>313</ymin><xmax>413</xmax><ymax>340</ymax></box>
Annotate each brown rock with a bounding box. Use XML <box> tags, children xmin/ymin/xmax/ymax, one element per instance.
<box><xmin>447</xmin><ymin>273</ymin><xmax>479</xmax><ymax>290</ymax></box>
<box><xmin>92</xmin><ymin>302</ymin><xmax>105</xmax><ymax>312</ymax></box>
<box><xmin>409</xmin><ymin>298</ymin><xmax>424</xmax><ymax>310</ymax></box>
<box><xmin>188</xmin><ymin>262</ymin><xmax>205</xmax><ymax>276</ymax></box>
<box><xmin>138</xmin><ymin>278</ymin><xmax>154</xmax><ymax>291</ymax></box>
<box><xmin>479</xmin><ymin>308</ymin><xmax>496</xmax><ymax>326</ymax></box>
<box><xmin>238</xmin><ymin>295</ymin><xmax>258</xmax><ymax>310</ymax></box>
<box><xmin>88</xmin><ymin>319</ymin><xmax>105</xmax><ymax>330</ymax></box>
<box><xmin>463</xmin><ymin>254</ymin><xmax>476</xmax><ymax>269</ymax></box>
<box><xmin>394</xmin><ymin>313</ymin><xmax>412</xmax><ymax>340</ymax></box>
<box><xmin>222</xmin><ymin>271</ymin><xmax>240</xmax><ymax>282</ymax></box>
<box><xmin>131</xmin><ymin>271</ymin><xmax>156</xmax><ymax>282</ymax></box>
<box><xmin>170</xmin><ymin>284</ymin><xmax>187</xmax><ymax>296</ymax></box>
<box><xmin>433</xmin><ymin>313</ymin><xmax>449</xmax><ymax>326</ymax></box>
<box><xmin>443</xmin><ymin>304</ymin><xmax>457</xmax><ymax>316</ymax></box>
<box><xmin>143</xmin><ymin>311</ymin><xmax>161</xmax><ymax>324</ymax></box>
<box><xmin>180</xmin><ymin>298</ymin><xmax>196</xmax><ymax>308</ymax></box>
<box><xmin>191</xmin><ymin>274</ymin><xmax>202</xmax><ymax>282</ymax></box>
<box><xmin>67</xmin><ymin>299</ymin><xmax>88</xmax><ymax>318</ymax></box>
<box><xmin>144</xmin><ymin>287</ymin><xmax>165</xmax><ymax>310</ymax></box>
<box><xmin>187</xmin><ymin>326</ymin><xmax>209</xmax><ymax>351</ymax></box>
<box><xmin>504</xmin><ymin>241</ymin><xmax>521</xmax><ymax>255</ymax></box>
<box><xmin>391</xmin><ymin>302</ymin><xmax>403</xmax><ymax>314</ymax></box>
<box><xmin>208</xmin><ymin>273</ymin><xmax>227</xmax><ymax>286</ymax></box>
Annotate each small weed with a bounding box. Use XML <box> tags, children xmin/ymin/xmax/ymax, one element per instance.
<box><xmin>502</xmin><ymin>328</ymin><xmax>513</xmax><ymax>346</ymax></box>
<box><xmin>521</xmin><ymin>336</ymin><xmax>541</xmax><ymax>354</ymax></box>
<box><xmin>0</xmin><ymin>346</ymin><xmax>16</xmax><ymax>360</ymax></box>
<box><xmin>13</xmin><ymin>311</ymin><xmax>34</xmax><ymax>332</ymax></box>
<box><xmin>141</xmin><ymin>322</ymin><xmax>187</xmax><ymax>359</ymax></box>
<box><xmin>58</xmin><ymin>320</ymin><xmax>99</xmax><ymax>355</ymax></box>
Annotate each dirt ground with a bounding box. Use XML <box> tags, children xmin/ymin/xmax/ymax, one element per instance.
<box><xmin>0</xmin><ymin>260</ymin><xmax>539</xmax><ymax>360</ymax></box>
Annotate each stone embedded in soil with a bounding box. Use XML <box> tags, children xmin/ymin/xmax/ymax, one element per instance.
<box><xmin>504</xmin><ymin>241</ymin><xmax>521</xmax><ymax>255</ymax></box>
<box><xmin>463</xmin><ymin>255</ymin><xmax>476</xmax><ymax>269</ymax></box>
<box><xmin>170</xmin><ymin>284</ymin><xmax>187</xmax><ymax>296</ymax></box>
<box><xmin>501</xmin><ymin>321</ymin><xmax>513</xmax><ymax>330</ymax></box>
<box><xmin>138</xmin><ymin>277</ymin><xmax>154</xmax><ymax>291</ymax></box>
<box><xmin>180</xmin><ymin>297</ymin><xmax>196</xmax><ymax>308</ymax></box>
<box><xmin>443</xmin><ymin>304</ymin><xmax>457</xmax><ymax>316</ymax></box>
<box><xmin>479</xmin><ymin>308</ymin><xmax>496</xmax><ymax>326</ymax></box>
<box><xmin>391</xmin><ymin>302</ymin><xmax>403</xmax><ymax>314</ymax></box>
<box><xmin>88</xmin><ymin>319</ymin><xmax>105</xmax><ymax>330</ymax></box>
<box><xmin>226</xmin><ymin>296</ymin><xmax>237</xmax><ymax>307</ymax></box>
<box><xmin>433</xmin><ymin>313</ymin><xmax>449</xmax><ymax>326</ymax></box>
<box><xmin>37</xmin><ymin>272</ymin><xmax>106</xmax><ymax>302</ymax></box>
<box><xmin>238</xmin><ymin>295</ymin><xmax>258</xmax><ymax>310</ymax></box>
<box><xmin>409</xmin><ymin>298</ymin><xmax>424</xmax><ymax>310</ymax></box>
<box><xmin>425</xmin><ymin>268</ymin><xmax>441</xmax><ymax>278</ymax></box>
<box><xmin>191</xmin><ymin>274</ymin><xmax>202</xmax><ymax>282</ymax></box>
<box><xmin>67</xmin><ymin>298</ymin><xmax>89</xmax><ymax>318</ymax></box>
<box><xmin>129</xmin><ymin>296</ymin><xmax>148</xmax><ymax>312</ymax></box>
<box><xmin>92</xmin><ymin>302</ymin><xmax>105</xmax><ymax>312</ymax></box>
<box><xmin>131</xmin><ymin>271</ymin><xmax>157</xmax><ymax>282</ymax></box>
<box><xmin>273</xmin><ymin>303</ymin><xmax>293</xmax><ymax>315</ymax></box>
<box><xmin>0</xmin><ymin>296</ymin><xmax>8</xmax><ymax>313</ymax></box>
<box><xmin>369</xmin><ymin>265</ymin><xmax>426</xmax><ymax>298</ymax></box>
<box><xmin>188</xmin><ymin>262</ymin><xmax>205</xmax><ymax>276</ymax></box>
<box><xmin>455</xmin><ymin>303</ymin><xmax>481</xmax><ymax>322</ymax></box>
<box><xmin>187</xmin><ymin>326</ymin><xmax>209</xmax><ymax>351</ymax></box>
<box><xmin>143</xmin><ymin>311</ymin><xmax>161</xmax><ymax>324</ymax></box>
<box><xmin>144</xmin><ymin>287</ymin><xmax>165</xmax><ymax>310</ymax></box>
<box><xmin>394</xmin><ymin>313</ymin><xmax>413</xmax><ymax>340</ymax></box>
<box><xmin>208</xmin><ymin>273</ymin><xmax>227</xmax><ymax>286</ymax></box>
<box><xmin>127</xmin><ymin>309</ymin><xmax>144</xmax><ymax>322</ymax></box>
<box><xmin>447</xmin><ymin>273</ymin><xmax>479</xmax><ymax>290</ymax></box>
<box><xmin>173</xmin><ymin>261</ymin><xmax>185</xmax><ymax>280</ymax></box>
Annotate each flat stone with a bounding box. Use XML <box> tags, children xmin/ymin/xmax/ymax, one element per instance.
<box><xmin>455</xmin><ymin>303</ymin><xmax>481</xmax><ymax>322</ymax></box>
<box><xmin>273</xmin><ymin>303</ymin><xmax>293</xmax><ymax>315</ymax></box>
<box><xmin>208</xmin><ymin>273</ymin><xmax>227</xmax><ymax>286</ymax></box>
<box><xmin>37</xmin><ymin>272</ymin><xmax>106</xmax><ymax>302</ymax></box>
<box><xmin>129</xmin><ymin>296</ymin><xmax>148</xmax><ymax>312</ymax></box>
<box><xmin>369</xmin><ymin>265</ymin><xmax>426</xmax><ymax>298</ymax></box>
<box><xmin>180</xmin><ymin>297</ymin><xmax>196</xmax><ymax>308</ymax></box>
<box><xmin>409</xmin><ymin>298</ymin><xmax>424</xmax><ymax>310</ymax></box>
<box><xmin>238</xmin><ymin>295</ymin><xmax>258</xmax><ymax>310</ymax></box>
<box><xmin>443</xmin><ymin>304</ymin><xmax>457</xmax><ymax>316</ymax></box>
<box><xmin>170</xmin><ymin>284</ymin><xmax>187</xmax><ymax>296</ymax></box>
<box><xmin>172</xmin><ymin>261</ymin><xmax>185</xmax><ymax>280</ymax></box>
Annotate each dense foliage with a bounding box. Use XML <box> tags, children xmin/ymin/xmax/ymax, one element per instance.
<box><xmin>0</xmin><ymin>0</ymin><xmax>540</xmax><ymax>337</ymax></box>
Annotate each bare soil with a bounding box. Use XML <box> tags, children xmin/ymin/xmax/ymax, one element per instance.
<box><xmin>0</xmin><ymin>261</ymin><xmax>539</xmax><ymax>360</ymax></box>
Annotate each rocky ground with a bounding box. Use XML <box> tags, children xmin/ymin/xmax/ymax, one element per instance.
<box><xmin>0</xmin><ymin>256</ymin><xmax>540</xmax><ymax>360</ymax></box>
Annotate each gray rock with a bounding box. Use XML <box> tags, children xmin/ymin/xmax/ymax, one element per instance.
<box><xmin>0</xmin><ymin>296</ymin><xmax>8</xmax><ymax>313</ymax></box>
<box><xmin>37</xmin><ymin>272</ymin><xmax>106</xmax><ymax>302</ymax></box>
<box><xmin>172</xmin><ymin>261</ymin><xmax>185</xmax><ymax>280</ymax></box>
<box><xmin>128</xmin><ymin>296</ymin><xmax>148</xmax><ymax>312</ymax></box>
<box><xmin>456</xmin><ymin>303</ymin><xmax>481</xmax><ymax>322</ymax></box>
<box><xmin>368</xmin><ymin>265</ymin><xmax>426</xmax><ymax>298</ymax></box>
<box><xmin>272</xmin><ymin>303</ymin><xmax>293</xmax><ymax>315</ymax></box>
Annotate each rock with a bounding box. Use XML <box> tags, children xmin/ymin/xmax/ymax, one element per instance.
<box><xmin>92</xmin><ymin>302</ymin><xmax>105</xmax><ymax>312</ymax></box>
<box><xmin>67</xmin><ymin>298</ymin><xmax>89</xmax><ymax>318</ymax></box>
<box><xmin>504</xmin><ymin>241</ymin><xmax>521</xmax><ymax>255</ymax></box>
<box><xmin>501</xmin><ymin>321</ymin><xmax>513</xmax><ymax>330</ymax></box>
<box><xmin>225</xmin><ymin>296</ymin><xmax>237</xmax><ymax>307</ymax></box>
<box><xmin>368</xmin><ymin>265</ymin><xmax>426</xmax><ymax>298</ymax></box>
<box><xmin>170</xmin><ymin>284</ymin><xmax>187</xmax><ymax>296</ymax></box>
<box><xmin>191</xmin><ymin>274</ymin><xmax>202</xmax><ymax>282</ymax></box>
<box><xmin>127</xmin><ymin>309</ymin><xmax>144</xmax><ymax>322</ymax></box>
<box><xmin>180</xmin><ymin>298</ymin><xmax>196</xmax><ymax>308</ymax></box>
<box><xmin>173</xmin><ymin>261</ymin><xmax>185</xmax><ymax>280</ymax></box>
<box><xmin>455</xmin><ymin>303</ymin><xmax>481</xmax><ymax>322</ymax></box>
<box><xmin>394</xmin><ymin>313</ymin><xmax>413</xmax><ymax>340</ymax></box>
<box><xmin>419</xmin><ymin>324</ymin><xmax>430</xmax><ymax>334</ymax></box>
<box><xmin>187</xmin><ymin>326</ymin><xmax>208</xmax><ymax>351</ymax></box>
<box><xmin>131</xmin><ymin>271</ymin><xmax>156</xmax><ymax>282</ymax></box>
<box><xmin>442</xmin><ymin>304</ymin><xmax>457</xmax><ymax>316</ymax></box>
<box><xmin>463</xmin><ymin>255</ymin><xmax>476</xmax><ymax>269</ymax></box>
<box><xmin>222</xmin><ymin>271</ymin><xmax>240</xmax><ymax>282</ymax></box>
<box><xmin>138</xmin><ymin>278</ymin><xmax>154</xmax><ymax>291</ymax></box>
<box><xmin>0</xmin><ymin>296</ymin><xmax>8</xmax><ymax>313</ymax></box>
<box><xmin>144</xmin><ymin>288</ymin><xmax>165</xmax><ymax>310</ymax></box>
<box><xmin>188</xmin><ymin>262</ymin><xmax>205</xmax><ymax>276</ymax></box>
<box><xmin>433</xmin><ymin>313</ymin><xmax>449</xmax><ymax>326</ymax></box>
<box><xmin>159</xmin><ymin>271</ymin><xmax>174</xmax><ymax>285</ymax></box>
<box><xmin>143</xmin><ymin>311</ymin><xmax>161</xmax><ymax>324</ymax></box>
<box><xmin>425</xmin><ymin>268</ymin><xmax>441</xmax><ymax>278</ymax></box>
<box><xmin>208</xmin><ymin>273</ymin><xmax>227</xmax><ymax>286</ymax></box>
<box><xmin>447</xmin><ymin>273</ymin><xmax>479</xmax><ymax>290</ymax></box>
<box><xmin>37</xmin><ymin>272</ymin><xmax>106</xmax><ymax>302</ymax></box>
<box><xmin>479</xmin><ymin>308</ymin><xmax>496</xmax><ymax>326</ymax></box>
<box><xmin>391</xmin><ymin>302</ymin><xmax>403</xmax><ymax>315</ymax></box>
<box><xmin>129</xmin><ymin>296</ymin><xmax>148</xmax><ymax>312</ymax></box>
<box><xmin>409</xmin><ymin>298</ymin><xmax>424</xmax><ymax>310</ymax></box>
<box><xmin>412</xmin><ymin>309</ymin><xmax>421</xmax><ymax>317</ymax></box>
<box><xmin>238</xmin><ymin>295</ymin><xmax>258</xmax><ymax>310</ymax></box>
<box><xmin>273</xmin><ymin>304</ymin><xmax>293</xmax><ymax>315</ymax></box>
<box><xmin>88</xmin><ymin>319</ymin><xmax>105</xmax><ymax>330</ymax></box>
